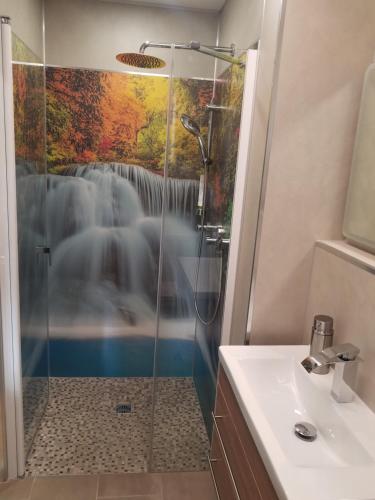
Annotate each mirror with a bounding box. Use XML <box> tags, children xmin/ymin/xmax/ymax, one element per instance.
<box><xmin>343</xmin><ymin>63</ymin><xmax>375</xmax><ymax>253</ymax></box>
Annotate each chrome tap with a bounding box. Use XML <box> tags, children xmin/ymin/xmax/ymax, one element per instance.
<box><xmin>301</xmin><ymin>343</ymin><xmax>361</xmax><ymax>403</ymax></box>
<box><xmin>309</xmin><ymin>315</ymin><xmax>334</xmax><ymax>374</ymax></box>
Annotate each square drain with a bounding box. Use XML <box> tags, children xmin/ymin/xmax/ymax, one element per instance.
<box><xmin>115</xmin><ymin>403</ymin><xmax>132</xmax><ymax>414</ymax></box>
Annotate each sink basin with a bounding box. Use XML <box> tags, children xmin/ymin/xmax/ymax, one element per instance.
<box><xmin>219</xmin><ymin>345</ymin><xmax>375</xmax><ymax>500</ymax></box>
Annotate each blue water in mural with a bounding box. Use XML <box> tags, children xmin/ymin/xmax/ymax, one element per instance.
<box><xmin>18</xmin><ymin>162</ymin><xmax>201</xmax><ymax>378</ymax></box>
<box><xmin>49</xmin><ymin>337</ymin><xmax>194</xmax><ymax>377</ymax></box>
<box><xmin>22</xmin><ymin>335</ymin><xmax>194</xmax><ymax>377</ymax></box>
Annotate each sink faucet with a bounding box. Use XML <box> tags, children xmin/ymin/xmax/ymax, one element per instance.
<box><xmin>301</xmin><ymin>343</ymin><xmax>361</xmax><ymax>403</ymax></box>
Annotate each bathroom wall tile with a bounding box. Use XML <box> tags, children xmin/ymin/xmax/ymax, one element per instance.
<box><xmin>31</xmin><ymin>475</ymin><xmax>98</xmax><ymax>500</ymax></box>
<box><xmin>161</xmin><ymin>471</ymin><xmax>217</xmax><ymax>500</ymax></box>
<box><xmin>0</xmin><ymin>479</ymin><xmax>33</xmax><ymax>500</ymax></box>
<box><xmin>304</xmin><ymin>246</ymin><xmax>375</xmax><ymax>411</ymax></box>
<box><xmin>98</xmin><ymin>473</ymin><xmax>162</xmax><ymax>498</ymax></box>
<box><xmin>250</xmin><ymin>0</ymin><xmax>375</xmax><ymax>345</ymax></box>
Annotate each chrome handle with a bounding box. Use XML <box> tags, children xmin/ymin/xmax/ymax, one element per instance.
<box><xmin>318</xmin><ymin>343</ymin><xmax>360</xmax><ymax>362</ymax></box>
<box><xmin>207</xmin><ymin>454</ymin><xmax>221</xmax><ymax>499</ymax></box>
<box><xmin>211</xmin><ymin>412</ymin><xmax>241</xmax><ymax>500</ymax></box>
<box><xmin>206</xmin><ymin>237</ymin><xmax>231</xmax><ymax>245</ymax></box>
<box><xmin>35</xmin><ymin>246</ymin><xmax>51</xmax><ymax>265</ymax></box>
<box><xmin>197</xmin><ymin>224</ymin><xmax>220</xmax><ymax>231</ymax></box>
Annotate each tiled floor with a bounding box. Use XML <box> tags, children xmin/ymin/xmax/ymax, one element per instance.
<box><xmin>0</xmin><ymin>471</ymin><xmax>217</xmax><ymax>500</ymax></box>
<box><xmin>22</xmin><ymin>378</ymin><xmax>49</xmax><ymax>456</ymax></box>
<box><xmin>151</xmin><ymin>378</ymin><xmax>210</xmax><ymax>472</ymax></box>
<box><xmin>25</xmin><ymin>377</ymin><xmax>210</xmax><ymax>475</ymax></box>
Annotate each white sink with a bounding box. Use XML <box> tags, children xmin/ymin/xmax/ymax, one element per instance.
<box><xmin>219</xmin><ymin>345</ymin><xmax>375</xmax><ymax>500</ymax></box>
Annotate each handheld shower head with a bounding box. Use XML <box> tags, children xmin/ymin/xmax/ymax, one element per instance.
<box><xmin>180</xmin><ymin>114</ymin><xmax>201</xmax><ymax>137</ymax></box>
<box><xmin>180</xmin><ymin>114</ymin><xmax>211</xmax><ymax>166</ymax></box>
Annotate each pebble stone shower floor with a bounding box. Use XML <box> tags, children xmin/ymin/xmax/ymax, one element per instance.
<box><xmin>25</xmin><ymin>377</ymin><xmax>210</xmax><ymax>476</ymax></box>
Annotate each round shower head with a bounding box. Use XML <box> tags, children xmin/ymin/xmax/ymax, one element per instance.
<box><xmin>116</xmin><ymin>52</ymin><xmax>166</xmax><ymax>69</ymax></box>
<box><xmin>180</xmin><ymin>114</ymin><xmax>201</xmax><ymax>137</ymax></box>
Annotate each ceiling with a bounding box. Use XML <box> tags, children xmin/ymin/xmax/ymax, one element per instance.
<box><xmin>99</xmin><ymin>0</ymin><xmax>226</xmax><ymax>13</ymax></box>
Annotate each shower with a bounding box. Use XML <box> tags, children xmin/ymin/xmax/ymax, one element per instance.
<box><xmin>180</xmin><ymin>114</ymin><xmax>211</xmax><ymax>167</ymax></box>
<box><xmin>6</xmin><ymin>15</ymin><xmax>247</xmax><ymax>475</ymax></box>
<box><xmin>179</xmin><ymin>113</ymin><xmax>224</xmax><ymax>327</ymax></box>
<box><xmin>116</xmin><ymin>40</ymin><xmax>244</xmax><ymax>68</ymax></box>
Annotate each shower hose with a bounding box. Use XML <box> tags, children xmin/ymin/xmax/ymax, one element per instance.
<box><xmin>193</xmin><ymin>220</ymin><xmax>224</xmax><ymax>327</ymax></box>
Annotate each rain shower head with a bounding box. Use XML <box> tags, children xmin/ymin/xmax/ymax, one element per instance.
<box><xmin>180</xmin><ymin>114</ymin><xmax>210</xmax><ymax>166</ymax></box>
<box><xmin>116</xmin><ymin>52</ymin><xmax>166</xmax><ymax>69</ymax></box>
<box><xmin>116</xmin><ymin>40</ymin><xmax>244</xmax><ymax>69</ymax></box>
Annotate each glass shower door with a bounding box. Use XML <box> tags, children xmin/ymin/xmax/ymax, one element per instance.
<box><xmin>150</xmin><ymin>46</ymin><xmax>215</xmax><ymax>472</ymax></box>
<box><xmin>194</xmin><ymin>49</ymin><xmax>248</xmax><ymax>435</ymax></box>
<box><xmin>12</xmin><ymin>31</ymin><xmax>49</xmax><ymax>457</ymax></box>
<box><xmin>150</xmin><ymin>46</ymin><xmax>247</xmax><ymax>472</ymax></box>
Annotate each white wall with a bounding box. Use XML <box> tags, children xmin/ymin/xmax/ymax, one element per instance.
<box><xmin>44</xmin><ymin>0</ymin><xmax>218</xmax><ymax>78</ymax></box>
<box><xmin>218</xmin><ymin>0</ymin><xmax>264</xmax><ymax>50</ymax></box>
<box><xmin>0</xmin><ymin>0</ymin><xmax>44</xmax><ymax>59</ymax></box>
<box><xmin>223</xmin><ymin>0</ymin><xmax>285</xmax><ymax>345</ymax></box>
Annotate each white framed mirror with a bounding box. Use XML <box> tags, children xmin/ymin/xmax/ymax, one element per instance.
<box><xmin>343</xmin><ymin>63</ymin><xmax>375</xmax><ymax>253</ymax></box>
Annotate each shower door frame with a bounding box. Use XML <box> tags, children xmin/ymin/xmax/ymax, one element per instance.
<box><xmin>0</xmin><ymin>16</ymin><xmax>25</xmax><ymax>480</ymax></box>
<box><xmin>221</xmin><ymin>48</ymin><xmax>258</xmax><ymax>346</ymax></box>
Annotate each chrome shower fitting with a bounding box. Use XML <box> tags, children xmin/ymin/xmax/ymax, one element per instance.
<box><xmin>139</xmin><ymin>40</ymin><xmax>244</xmax><ymax>66</ymax></box>
<box><xmin>180</xmin><ymin>114</ymin><xmax>211</xmax><ymax>167</ymax></box>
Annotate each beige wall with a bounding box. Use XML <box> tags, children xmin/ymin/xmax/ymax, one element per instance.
<box><xmin>304</xmin><ymin>243</ymin><xmax>375</xmax><ymax>412</ymax></box>
<box><xmin>218</xmin><ymin>0</ymin><xmax>264</xmax><ymax>50</ymax></box>
<box><xmin>0</xmin><ymin>0</ymin><xmax>44</xmax><ymax>59</ymax></box>
<box><xmin>223</xmin><ymin>0</ymin><xmax>285</xmax><ymax>345</ymax></box>
<box><xmin>249</xmin><ymin>0</ymin><xmax>375</xmax><ymax>345</ymax></box>
<box><xmin>44</xmin><ymin>0</ymin><xmax>218</xmax><ymax>78</ymax></box>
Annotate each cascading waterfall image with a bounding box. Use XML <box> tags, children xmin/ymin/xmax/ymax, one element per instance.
<box><xmin>17</xmin><ymin>161</ymin><xmax>202</xmax><ymax>376</ymax></box>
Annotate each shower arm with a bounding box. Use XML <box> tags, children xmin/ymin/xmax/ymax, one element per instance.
<box><xmin>139</xmin><ymin>41</ymin><xmax>244</xmax><ymax>66</ymax></box>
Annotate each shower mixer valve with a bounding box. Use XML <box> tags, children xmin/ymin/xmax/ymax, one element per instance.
<box><xmin>198</xmin><ymin>224</ymin><xmax>230</xmax><ymax>247</ymax></box>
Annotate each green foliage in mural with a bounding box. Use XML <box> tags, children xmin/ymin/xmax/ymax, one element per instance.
<box><xmin>209</xmin><ymin>58</ymin><xmax>246</xmax><ymax>226</ymax></box>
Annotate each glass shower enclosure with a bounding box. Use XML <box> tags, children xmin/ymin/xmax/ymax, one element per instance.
<box><xmin>11</xmin><ymin>27</ymin><xmax>248</xmax><ymax>474</ymax></box>
<box><xmin>12</xmin><ymin>24</ymin><xmax>49</xmax><ymax>460</ymax></box>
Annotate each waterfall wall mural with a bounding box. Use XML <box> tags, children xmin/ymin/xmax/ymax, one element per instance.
<box><xmin>14</xmin><ymin>65</ymin><xmax>214</xmax><ymax>378</ymax></box>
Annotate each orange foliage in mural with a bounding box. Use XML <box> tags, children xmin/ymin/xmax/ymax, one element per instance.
<box><xmin>98</xmin><ymin>73</ymin><xmax>146</xmax><ymax>161</ymax></box>
<box><xmin>46</xmin><ymin>67</ymin><xmax>213</xmax><ymax>176</ymax></box>
<box><xmin>13</xmin><ymin>64</ymin><xmax>45</xmax><ymax>172</ymax></box>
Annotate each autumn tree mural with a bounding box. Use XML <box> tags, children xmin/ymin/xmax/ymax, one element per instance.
<box><xmin>46</xmin><ymin>68</ymin><xmax>105</xmax><ymax>165</ymax></box>
<box><xmin>13</xmin><ymin>61</ymin><xmax>244</xmax><ymax>225</ymax></box>
<box><xmin>13</xmin><ymin>64</ymin><xmax>45</xmax><ymax>172</ymax></box>
<box><xmin>46</xmin><ymin>67</ymin><xmax>213</xmax><ymax>178</ymax></box>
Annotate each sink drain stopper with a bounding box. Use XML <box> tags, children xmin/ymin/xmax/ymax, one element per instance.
<box><xmin>294</xmin><ymin>422</ymin><xmax>317</xmax><ymax>442</ymax></box>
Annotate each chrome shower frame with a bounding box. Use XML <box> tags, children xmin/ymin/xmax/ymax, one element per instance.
<box><xmin>139</xmin><ymin>40</ymin><xmax>244</xmax><ymax>66</ymax></box>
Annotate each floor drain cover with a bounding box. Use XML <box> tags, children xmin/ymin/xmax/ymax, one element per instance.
<box><xmin>115</xmin><ymin>403</ymin><xmax>132</xmax><ymax>414</ymax></box>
